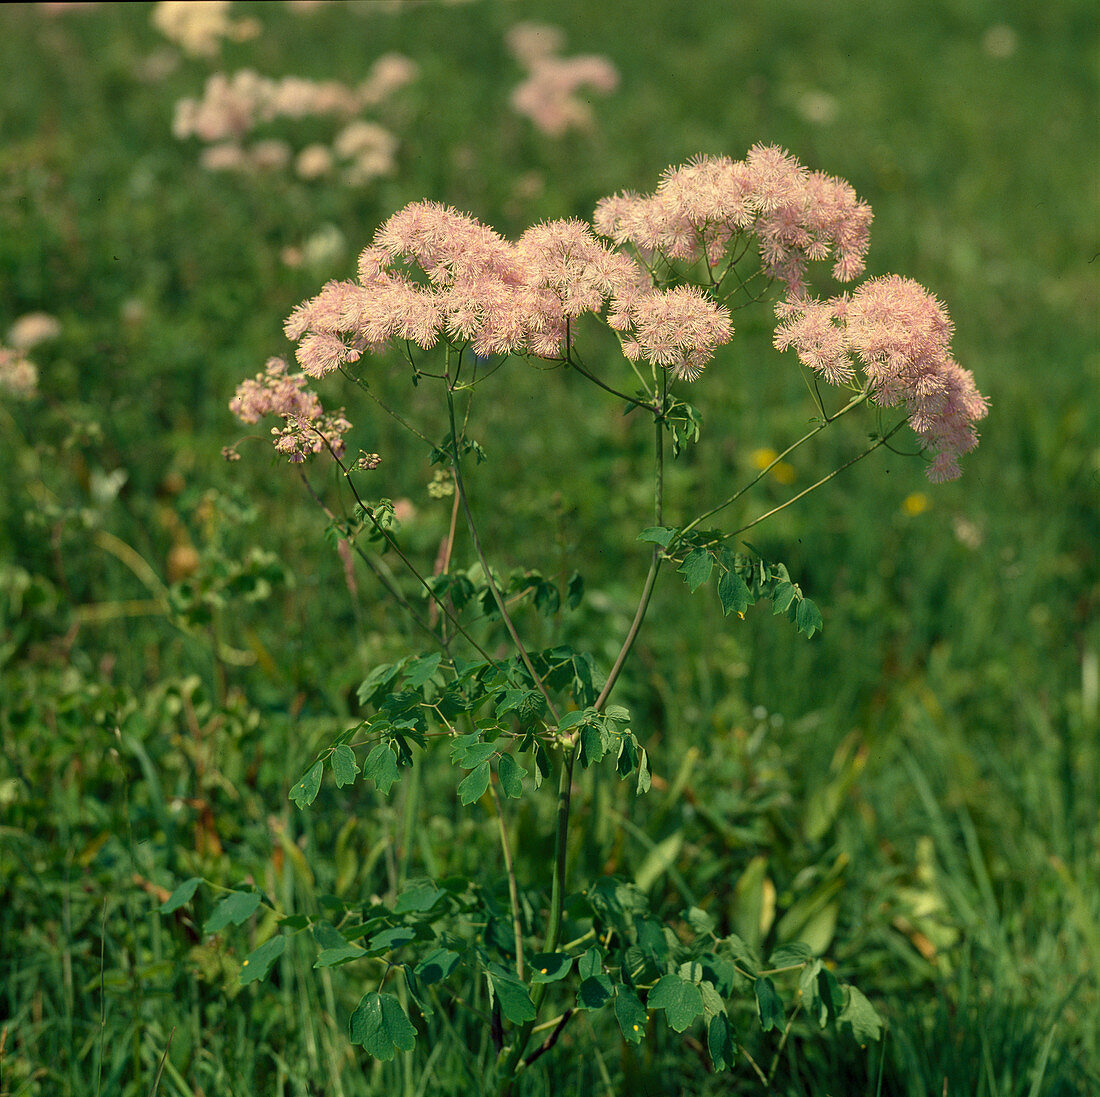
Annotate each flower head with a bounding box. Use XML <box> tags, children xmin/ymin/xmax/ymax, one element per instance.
<box><xmin>230</xmin><ymin>357</ymin><xmax>352</xmax><ymax>463</ymax></box>
<box><xmin>594</xmin><ymin>146</ymin><xmax>871</xmax><ymax>295</ymax></box>
<box><xmin>774</xmin><ymin>276</ymin><xmax>988</xmax><ymax>480</ymax></box>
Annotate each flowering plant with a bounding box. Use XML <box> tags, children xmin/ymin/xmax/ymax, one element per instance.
<box><xmin>203</xmin><ymin>145</ymin><xmax>986</xmax><ymax>1090</ymax></box>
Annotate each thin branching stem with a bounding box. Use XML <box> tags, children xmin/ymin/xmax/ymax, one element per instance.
<box><xmin>443</xmin><ymin>375</ymin><xmax>561</xmax><ymax>724</ymax></box>
<box><xmin>732</xmin><ymin>418</ymin><xmax>906</xmax><ymax>537</ymax></box>
<box><xmin>488</xmin><ymin>776</ymin><xmax>525</xmax><ymax>982</ymax></box>
<box><xmin>673</xmin><ymin>387</ymin><xmax>871</xmax><ymax>546</ymax></box>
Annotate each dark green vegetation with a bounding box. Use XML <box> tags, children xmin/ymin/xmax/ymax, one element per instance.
<box><xmin>1</xmin><ymin>1</ymin><xmax>1096</xmax><ymax>1094</ymax></box>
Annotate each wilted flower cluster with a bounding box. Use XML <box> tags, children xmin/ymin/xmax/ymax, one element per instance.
<box><xmin>230</xmin><ymin>357</ymin><xmax>351</xmax><ymax>463</ymax></box>
<box><xmin>595</xmin><ymin>145</ymin><xmax>872</xmax><ymax>296</ymax></box>
<box><xmin>774</xmin><ymin>276</ymin><xmax>988</xmax><ymax>481</ymax></box>
<box><xmin>506</xmin><ymin>23</ymin><xmax>619</xmax><ymax>137</ymax></box>
<box><xmin>173</xmin><ymin>55</ymin><xmax>415</xmax><ymax>182</ymax></box>
<box><xmin>152</xmin><ymin>1</ymin><xmax>259</xmax><ymax>58</ymax></box>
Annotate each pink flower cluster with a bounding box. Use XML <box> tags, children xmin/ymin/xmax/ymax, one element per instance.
<box><xmin>230</xmin><ymin>357</ymin><xmax>351</xmax><ymax>463</ymax></box>
<box><xmin>594</xmin><ymin>145</ymin><xmax>872</xmax><ymax>296</ymax></box>
<box><xmin>506</xmin><ymin>23</ymin><xmax>619</xmax><ymax>137</ymax></box>
<box><xmin>283</xmin><ymin>203</ymin><xmax>732</xmax><ymax>380</ymax></box>
<box><xmin>774</xmin><ymin>276</ymin><xmax>988</xmax><ymax>481</ymax></box>
<box><xmin>173</xmin><ymin>55</ymin><xmax>415</xmax><ymax>181</ymax></box>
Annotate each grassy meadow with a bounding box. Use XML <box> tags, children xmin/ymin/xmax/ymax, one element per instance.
<box><xmin>1</xmin><ymin>1</ymin><xmax>1097</xmax><ymax>1094</ymax></box>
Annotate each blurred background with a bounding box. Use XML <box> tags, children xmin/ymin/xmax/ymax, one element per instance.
<box><xmin>1</xmin><ymin>2</ymin><xmax>1096</xmax><ymax>1094</ymax></box>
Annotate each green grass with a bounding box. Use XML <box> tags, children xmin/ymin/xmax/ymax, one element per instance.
<box><xmin>1</xmin><ymin>1</ymin><xmax>1097</xmax><ymax>1094</ymax></box>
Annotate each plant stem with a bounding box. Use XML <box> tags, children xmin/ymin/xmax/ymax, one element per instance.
<box><xmin>443</xmin><ymin>379</ymin><xmax>561</xmax><ymax>723</ymax></box>
<box><xmin>732</xmin><ymin>418</ymin><xmax>905</xmax><ymax>537</ymax></box>
<box><xmin>673</xmin><ymin>387</ymin><xmax>870</xmax><ymax>547</ymax></box>
<box><xmin>488</xmin><ymin>777</ymin><xmax>525</xmax><ymax>982</ymax></box>
<box><xmin>593</xmin><ymin>394</ymin><xmax>666</xmax><ymax>711</ymax></box>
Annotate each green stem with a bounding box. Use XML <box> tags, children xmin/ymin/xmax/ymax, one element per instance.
<box><xmin>593</xmin><ymin>388</ymin><xmax>666</xmax><ymax>711</ymax></box>
<box><xmin>488</xmin><ymin>777</ymin><xmax>525</xmax><ymax>982</ymax></box>
<box><xmin>494</xmin><ymin>741</ymin><xmax>576</xmax><ymax>1096</ymax></box>
<box><xmin>672</xmin><ymin>387</ymin><xmax>871</xmax><ymax>548</ymax></box>
<box><xmin>444</xmin><ymin>377</ymin><xmax>561</xmax><ymax>723</ymax></box>
<box><xmin>732</xmin><ymin>418</ymin><xmax>905</xmax><ymax>537</ymax></box>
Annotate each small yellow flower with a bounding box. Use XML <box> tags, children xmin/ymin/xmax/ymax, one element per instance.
<box><xmin>749</xmin><ymin>447</ymin><xmax>795</xmax><ymax>484</ymax></box>
<box><xmin>902</xmin><ymin>492</ymin><xmax>930</xmax><ymax>516</ymax></box>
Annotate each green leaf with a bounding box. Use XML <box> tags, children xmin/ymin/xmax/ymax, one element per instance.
<box><xmin>578</xmin><ymin>947</ymin><xmax>603</xmax><ymax>980</ymax></box>
<box><xmin>767</xmin><ymin>942</ymin><xmax>813</xmax><ymax>968</ymax></box>
<box><xmin>363</xmin><ymin>743</ymin><xmax>399</xmax><ymax>795</ymax></box>
<box><xmin>636</xmin><ymin>747</ymin><xmax>651</xmax><ymax>795</ymax></box>
<box><xmin>159</xmin><ymin>876</ymin><xmax>201</xmax><ymax>914</ymax></box>
<box><xmin>487</xmin><ymin>968</ymin><xmax>536</xmax><ymax>1024</ymax></box>
<box><xmin>557</xmin><ymin>709</ymin><xmax>590</xmax><ymax>732</ymax></box>
<box><xmin>717</xmin><ymin>567</ymin><xmax>752</xmax><ymax>617</ymax></box>
<box><xmin>685</xmin><ymin>906</ymin><xmax>716</xmax><ymax>936</ymax></box>
<box><xmin>415</xmin><ymin>947</ymin><xmax>460</xmax><ymax>985</ymax></box>
<box><xmin>577</xmin><ymin>973</ymin><xmax>614</xmax><ymax>1010</ymax></box>
<box><xmin>458</xmin><ymin>760</ymin><xmax>491</xmax><ymax>805</ymax></box>
<box><xmin>754</xmin><ymin>977</ymin><xmax>784</xmax><ymax>1032</ymax></box>
<box><xmin>529</xmin><ymin>952</ymin><xmax>572</xmax><ymax>984</ymax></box>
<box><xmin>708</xmin><ymin>1012</ymin><xmax>736</xmax><ymax>1071</ymax></box>
<box><xmin>240</xmin><ymin>933</ymin><xmax>286</xmax><ymax>985</ymax></box>
<box><xmin>566</xmin><ymin>571</ymin><xmax>584</xmax><ymax>608</ymax></box>
<box><xmin>204</xmin><ymin>890</ymin><xmax>262</xmax><ymax>934</ymax></box>
<box><xmin>289</xmin><ymin>760</ymin><xmax>323</xmax><ymax>808</ymax></box>
<box><xmin>357</xmin><ymin>662</ymin><xmax>400</xmax><ymax>706</ymax></box>
<box><xmin>458</xmin><ymin>742</ymin><xmax>498</xmax><ymax>770</ymax></box>
<box><xmin>497</xmin><ymin>752</ymin><xmax>525</xmax><ymax>798</ymax></box>
<box><xmin>349</xmin><ymin>991</ymin><xmax>417</xmax><ymax>1060</ymax></box>
<box><xmin>637</xmin><ymin>526</ymin><xmax>675</xmax><ymax>547</ymax></box>
<box><xmin>614</xmin><ymin>986</ymin><xmax>647</xmax><ymax>1044</ymax></box>
<box><xmin>839</xmin><ymin>984</ymin><xmax>883</xmax><ymax>1043</ymax></box>
<box><xmin>699</xmin><ymin>980</ymin><xmax>725</xmax><ymax>1020</ymax></box>
<box><xmin>580</xmin><ymin>721</ymin><xmax>610</xmax><ymax>766</ymax></box>
<box><xmin>394</xmin><ymin>883</ymin><xmax>444</xmax><ymax>914</ymax></box>
<box><xmin>331</xmin><ymin>744</ymin><xmax>360</xmax><ymax>788</ymax></box>
<box><xmin>314</xmin><ymin>944</ymin><xmax>368</xmax><ymax>968</ymax></box>
<box><xmin>403</xmin><ymin>653</ymin><xmax>441</xmax><ymax>691</ymax></box>
<box><xmin>796</xmin><ymin>598</ymin><xmax>824</xmax><ymax>638</ymax></box>
<box><xmin>369</xmin><ymin>926</ymin><xmax>418</xmax><ymax>952</ymax></box>
<box><xmin>678</xmin><ymin>548</ymin><xmax>713</xmax><ymax>593</ymax></box>
<box><xmin>648</xmin><ymin>974</ymin><xmax>704</xmax><ymax>1033</ymax></box>
<box><xmin>771</xmin><ymin>581</ymin><xmax>797</xmax><ymax>614</ymax></box>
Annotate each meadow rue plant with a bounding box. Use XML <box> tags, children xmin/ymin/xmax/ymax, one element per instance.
<box><xmin>211</xmin><ymin>146</ymin><xmax>986</xmax><ymax>1089</ymax></box>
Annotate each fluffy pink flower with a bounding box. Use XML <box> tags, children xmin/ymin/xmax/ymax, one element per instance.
<box><xmin>230</xmin><ymin>357</ymin><xmax>352</xmax><ymax>462</ymax></box>
<box><xmin>594</xmin><ymin>146</ymin><xmax>872</xmax><ymax>295</ymax></box>
<box><xmin>618</xmin><ymin>286</ymin><xmax>733</xmax><ymax>381</ymax></box>
<box><xmin>286</xmin><ymin>203</ymin><xmax>650</xmax><ymax>366</ymax></box>
<box><xmin>774</xmin><ymin>276</ymin><xmax>988</xmax><ymax>480</ymax></box>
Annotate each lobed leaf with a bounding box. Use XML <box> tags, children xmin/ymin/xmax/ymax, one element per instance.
<box><xmin>648</xmin><ymin>973</ymin><xmax>704</xmax><ymax>1033</ymax></box>
<box><xmin>204</xmin><ymin>890</ymin><xmax>262</xmax><ymax>935</ymax></box>
<box><xmin>159</xmin><ymin>876</ymin><xmax>201</xmax><ymax>914</ymax></box>
<box><xmin>240</xmin><ymin>933</ymin><xmax>286</xmax><ymax>985</ymax></box>
<box><xmin>614</xmin><ymin>985</ymin><xmax>647</xmax><ymax>1044</ymax></box>
<box><xmin>289</xmin><ymin>759</ymin><xmax>323</xmax><ymax>809</ymax></box>
<box><xmin>349</xmin><ymin>991</ymin><xmax>417</xmax><ymax>1060</ymax></box>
